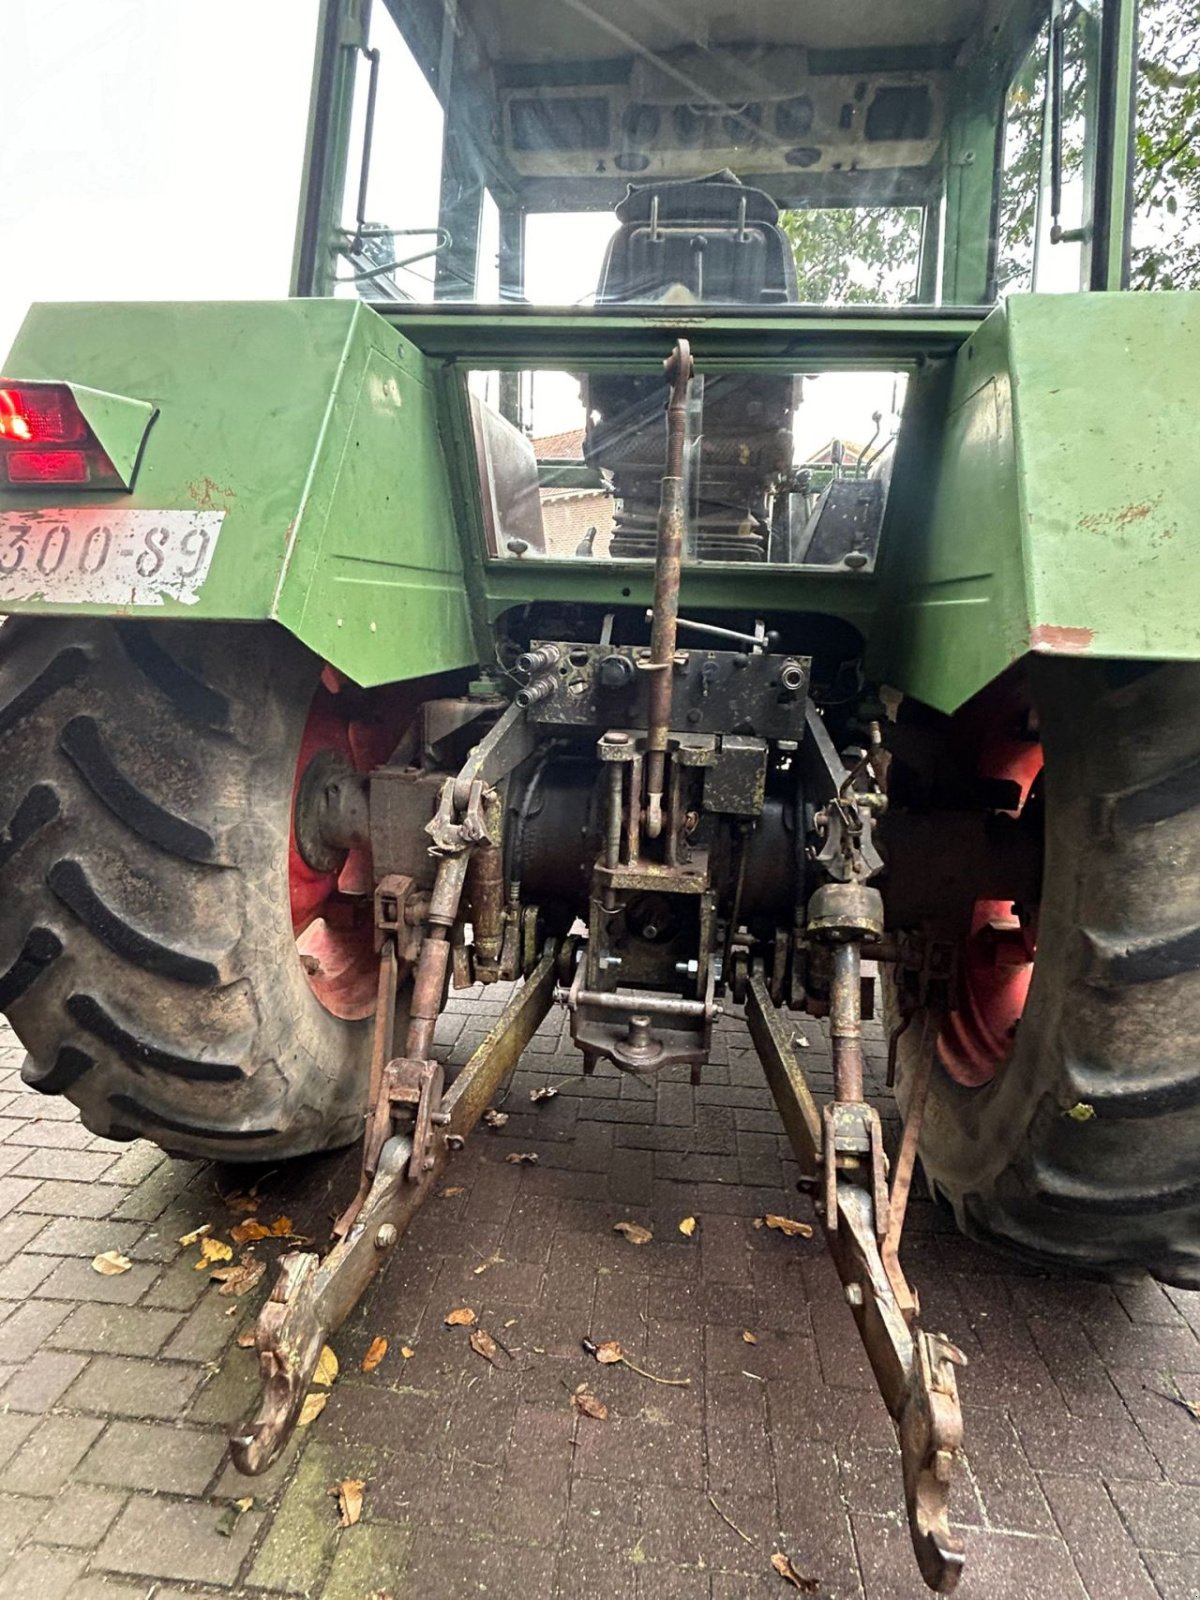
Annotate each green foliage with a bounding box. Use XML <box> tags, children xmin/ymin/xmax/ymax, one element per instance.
<box><xmin>1133</xmin><ymin>0</ymin><xmax>1200</xmax><ymax>289</ymax></box>
<box><xmin>778</xmin><ymin>207</ymin><xmax>922</xmax><ymax>306</ymax></box>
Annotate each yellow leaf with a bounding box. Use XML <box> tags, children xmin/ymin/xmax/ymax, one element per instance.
<box><xmin>771</xmin><ymin>1551</ymin><xmax>819</xmax><ymax>1592</ymax></box>
<box><xmin>313</xmin><ymin>1345</ymin><xmax>339</xmax><ymax>1387</ymax></box>
<box><xmin>469</xmin><ymin>1328</ymin><xmax>499</xmax><ymax>1364</ymax></box>
<box><xmin>763</xmin><ymin>1215</ymin><xmax>813</xmax><ymax>1240</ymax></box>
<box><xmin>361</xmin><ymin>1337</ymin><xmax>388</xmax><ymax>1373</ymax></box>
<box><xmin>400</xmin><ymin>1345</ymin><xmax>415</xmax><ymax>1360</ymax></box>
<box><xmin>230</xmin><ymin>1220</ymin><xmax>272</xmax><ymax>1245</ymax></box>
<box><xmin>329</xmin><ymin>1478</ymin><xmax>364</xmax><ymax>1528</ymax></box>
<box><xmin>572</xmin><ymin>1390</ymin><xmax>608</xmax><ymax>1421</ymax></box>
<box><xmin>678</xmin><ymin>1216</ymin><xmax>697</xmax><ymax>1237</ymax></box>
<box><xmin>194</xmin><ymin>1237</ymin><xmax>234</xmax><ymax>1270</ymax></box>
<box><xmin>270</xmin><ymin>1216</ymin><xmax>294</xmax><ymax>1236</ymax></box>
<box><xmin>210</xmin><ymin>1255</ymin><xmax>266</xmax><ymax>1297</ymax></box>
<box><xmin>613</xmin><ymin>1221</ymin><xmax>652</xmax><ymax>1246</ymax></box>
<box><xmin>594</xmin><ymin>1340</ymin><xmax>624</xmax><ymax>1365</ymax></box>
<box><xmin>298</xmin><ymin>1391</ymin><xmax>328</xmax><ymax>1425</ymax></box>
<box><xmin>91</xmin><ymin>1251</ymin><xmax>132</xmax><ymax>1276</ymax></box>
<box><xmin>178</xmin><ymin>1223</ymin><xmax>212</xmax><ymax>1247</ymax></box>
<box><xmin>444</xmin><ymin>1306</ymin><xmax>476</xmax><ymax>1327</ymax></box>
<box><xmin>742</xmin><ymin>1330</ymin><xmax>758</xmax><ymax>1345</ymax></box>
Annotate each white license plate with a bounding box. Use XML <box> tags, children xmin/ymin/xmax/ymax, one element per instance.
<box><xmin>0</xmin><ymin>508</ymin><xmax>224</xmax><ymax>607</ymax></box>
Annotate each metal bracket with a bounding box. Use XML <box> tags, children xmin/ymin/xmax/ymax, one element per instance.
<box><xmin>229</xmin><ymin>940</ymin><xmax>560</xmax><ymax>1478</ymax></box>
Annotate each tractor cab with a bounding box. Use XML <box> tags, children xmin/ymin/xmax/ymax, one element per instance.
<box><xmin>297</xmin><ymin>0</ymin><xmax>1120</xmax><ymax>572</ymax></box>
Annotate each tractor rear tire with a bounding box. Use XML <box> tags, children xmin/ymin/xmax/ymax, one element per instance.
<box><xmin>0</xmin><ymin>618</ymin><xmax>373</xmax><ymax>1162</ymax></box>
<box><xmin>889</xmin><ymin>660</ymin><xmax>1200</xmax><ymax>1290</ymax></box>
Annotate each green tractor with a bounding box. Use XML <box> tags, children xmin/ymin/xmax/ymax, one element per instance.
<box><xmin>0</xmin><ymin>0</ymin><xmax>1194</xmax><ymax>1588</ymax></box>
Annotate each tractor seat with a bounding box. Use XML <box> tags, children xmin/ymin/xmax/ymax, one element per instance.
<box><xmin>597</xmin><ymin>170</ymin><xmax>797</xmax><ymax>306</ymax></box>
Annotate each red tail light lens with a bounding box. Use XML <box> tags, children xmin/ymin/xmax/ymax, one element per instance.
<box><xmin>0</xmin><ymin>386</ymin><xmax>87</xmax><ymax>444</ymax></box>
<box><xmin>5</xmin><ymin>450</ymin><xmax>90</xmax><ymax>484</ymax></box>
<box><xmin>0</xmin><ymin>381</ymin><xmax>124</xmax><ymax>490</ymax></box>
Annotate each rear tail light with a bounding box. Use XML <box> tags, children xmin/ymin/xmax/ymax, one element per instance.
<box><xmin>0</xmin><ymin>383</ymin><xmax>123</xmax><ymax>489</ymax></box>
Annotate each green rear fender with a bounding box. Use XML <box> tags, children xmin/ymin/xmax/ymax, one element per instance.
<box><xmin>0</xmin><ymin>300</ymin><xmax>476</xmax><ymax>688</ymax></box>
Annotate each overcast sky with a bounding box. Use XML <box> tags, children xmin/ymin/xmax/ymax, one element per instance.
<box><xmin>0</xmin><ymin>1</ymin><xmax>903</xmax><ymax>455</ymax></box>
<box><xmin>0</xmin><ymin>0</ymin><xmax>318</xmax><ymax>357</ymax></box>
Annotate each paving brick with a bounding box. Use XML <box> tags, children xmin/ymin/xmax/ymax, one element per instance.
<box><xmin>1107</xmin><ymin>1478</ymin><xmax>1200</xmax><ymax>1553</ymax></box>
<box><xmin>15</xmin><ymin>1180</ymin><xmax>125</xmax><ymax>1219</ymax></box>
<box><xmin>0</xmin><ymin>1299</ymin><xmax>71</xmax><ymax>1362</ymax></box>
<box><xmin>0</xmin><ymin>1251</ymin><xmax>55</xmax><ymax>1299</ymax></box>
<box><xmin>11</xmin><ymin>1148</ymin><xmax>117</xmax><ymax>1183</ymax></box>
<box><xmin>321</xmin><ymin>1520</ymin><xmax>413</xmax><ymax>1599</ymax></box>
<box><xmin>46</xmin><ymin>1303</ymin><xmax>181</xmax><ymax>1358</ymax></box>
<box><xmin>30</xmin><ymin>1482</ymin><xmax>126</xmax><ymax>1548</ymax></box>
<box><xmin>1041</xmin><ymin>1474</ymin><xmax>1160</xmax><ymax>1600</ymax></box>
<box><xmin>0</xmin><ymin>1492</ymin><xmax>47</xmax><ymax>1558</ymax></box>
<box><xmin>61</xmin><ymin>1353</ymin><xmax>201</xmax><ymax>1419</ymax></box>
<box><xmin>0</xmin><ymin>1412</ymin><xmax>105</xmax><ymax>1495</ymax></box>
<box><xmin>78</xmin><ymin>1421</ymin><xmax>228</xmax><ymax>1496</ymax></box>
<box><xmin>0</xmin><ymin>1212</ymin><xmax>49</xmax><ymax>1264</ymax></box>
<box><xmin>23</xmin><ymin>1216</ymin><xmax>145</xmax><ymax>1258</ymax></box>
<box><xmin>97</xmin><ymin>1492</ymin><xmax>263</xmax><ymax>1585</ymax></box>
<box><xmin>31</xmin><ymin>1254</ymin><xmax>160</xmax><ymax>1307</ymax></box>
<box><xmin>249</xmin><ymin>1442</ymin><xmax>344</xmax><ymax>1592</ymax></box>
<box><xmin>0</xmin><ymin>1348</ymin><xmax>88</xmax><ymax>1413</ymax></box>
<box><xmin>0</xmin><ymin>1546</ymin><xmax>85</xmax><ymax>1600</ymax></box>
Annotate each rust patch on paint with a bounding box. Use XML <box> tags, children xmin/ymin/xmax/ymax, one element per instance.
<box><xmin>1077</xmin><ymin>500</ymin><xmax>1157</xmax><ymax>532</ymax></box>
<box><xmin>187</xmin><ymin>476</ymin><xmax>237</xmax><ymax>512</ymax></box>
<box><xmin>1030</xmin><ymin>623</ymin><xmax>1095</xmax><ymax>654</ymax></box>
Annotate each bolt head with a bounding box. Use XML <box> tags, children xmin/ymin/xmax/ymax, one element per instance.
<box><xmin>375</xmin><ymin>1224</ymin><xmax>398</xmax><ymax>1250</ymax></box>
<box><xmin>845</xmin><ymin>1282</ymin><xmax>864</xmax><ymax>1308</ymax></box>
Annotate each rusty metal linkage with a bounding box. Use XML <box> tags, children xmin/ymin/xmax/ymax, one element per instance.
<box><xmin>230</xmin><ymin>939</ymin><xmax>559</xmax><ymax>1477</ymax></box>
<box><xmin>643</xmin><ymin>337</ymin><xmax>693</xmax><ymax>840</ymax></box>
<box><xmin>745</xmin><ymin>971</ymin><xmax>967</xmax><ymax>1593</ymax></box>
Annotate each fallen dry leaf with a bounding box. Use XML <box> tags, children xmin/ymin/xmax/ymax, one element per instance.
<box><xmin>216</xmin><ymin>1494</ymin><xmax>254</xmax><ymax>1538</ymax></box>
<box><xmin>445</xmin><ymin>1306</ymin><xmax>477</xmax><ymax>1327</ymax></box>
<box><xmin>194</xmin><ymin>1237</ymin><xmax>234</xmax><ymax>1271</ymax></box>
<box><xmin>572</xmin><ymin>1390</ymin><xmax>608</xmax><ymax>1421</ymax></box>
<box><xmin>225</xmin><ymin>1193</ymin><xmax>259</xmax><ymax>1215</ymax></box>
<box><xmin>361</xmin><ymin>1337</ymin><xmax>388</xmax><ymax>1373</ymax></box>
<box><xmin>594</xmin><ymin>1339</ymin><xmax>624</xmax><ymax>1365</ymax></box>
<box><xmin>231</xmin><ymin>1219</ymin><xmax>272</xmax><ymax>1245</ymax></box>
<box><xmin>400</xmin><ymin>1345</ymin><xmax>415</xmax><ymax>1360</ymax></box>
<box><xmin>469</xmin><ymin>1328</ymin><xmax>499</xmax><ymax>1364</ymax></box>
<box><xmin>439</xmin><ymin>1186</ymin><xmax>465</xmax><ymax>1199</ymax></box>
<box><xmin>505</xmin><ymin>1151</ymin><xmax>538</xmax><ymax>1165</ymax></box>
<box><xmin>313</xmin><ymin>1344</ymin><xmax>339</xmax><ymax>1387</ymax></box>
<box><xmin>298</xmin><ymin>1391</ymin><xmax>328</xmax><ymax>1425</ymax></box>
<box><xmin>771</xmin><ymin>1551</ymin><xmax>818</xmax><ymax>1592</ymax></box>
<box><xmin>529</xmin><ymin>1085</ymin><xmax>558</xmax><ymax>1103</ymax></box>
<box><xmin>678</xmin><ymin>1216</ymin><xmax>697</xmax><ymax>1238</ymax></box>
<box><xmin>472</xmin><ymin>1253</ymin><xmax>504</xmax><ymax>1276</ymax></box>
<box><xmin>91</xmin><ymin>1250</ymin><xmax>132</xmax><ymax>1276</ymax></box>
<box><xmin>759</xmin><ymin>1215</ymin><xmax>814</xmax><ymax>1239</ymax></box>
<box><xmin>583</xmin><ymin>1336</ymin><xmax>692</xmax><ymax>1387</ymax></box>
<box><xmin>236</xmin><ymin>1328</ymin><xmax>257</xmax><ymax>1349</ymax></box>
<box><xmin>270</xmin><ymin>1216</ymin><xmax>293</xmax><ymax>1236</ymax></box>
<box><xmin>613</xmin><ymin>1221</ymin><xmax>652</xmax><ymax>1246</ymax></box>
<box><xmin>330</xmin><ymin>1477</ymin><xmax>365</xmax><ymax>1528</ymax></box>
<box><xmin>178</xmin><ymin>1223</ymin><xmax>212</xmax><ymax>1247</ymax></box>
<box><xmin>482</xmin><ymin>1108</ymin><xmax>509</xmax><ymax>1128</ymax></box>
<box><xmin>742</xmin><ymin>1330</ymin><xmax>759</xmax><ymax>1345</ymax></box>
<box><xmin>210</xmin><ymin>1255</ymin><xmax>267</xmax><ymax>1297</ymax></box>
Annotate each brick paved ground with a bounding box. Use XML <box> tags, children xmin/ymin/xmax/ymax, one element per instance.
<box><xmin>0</xmin><ymin>996</ymin><xmax>1195</xmax><ymax>1600</ymax></box>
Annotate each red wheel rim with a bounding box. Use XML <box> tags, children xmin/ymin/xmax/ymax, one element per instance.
<box><xmin>288</xmin><ymin>667</ymin><xmax>400</xmax><ymax>1022</ymax></box>
<box><xmin>937</xmin><ymin>702</ymin><xmax>1042</xmax><ymax>1088</ymax></box>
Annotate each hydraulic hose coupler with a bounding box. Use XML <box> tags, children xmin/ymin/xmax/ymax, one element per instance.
<box><xmin>515</xmin><ymin>644</ymin><xmax>561</xmax><ymax>678</ymax></box>
<box><xmin>514</xmin><ymin>675</ymin><xmax>556</xmax><ymax>709</ymax></box>
<box><xmin>807</xmin><ymin>881</ymin><xmax>884</xmax><ymax>944</ymax></box>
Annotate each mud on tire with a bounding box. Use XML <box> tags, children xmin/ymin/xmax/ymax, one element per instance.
<box><xmin>889</xmin><ymin>659</ymin><xmax>1200</xmax><ymax>1290</ymax></box>
<box><xmin>0</xmin><ymin>618</ymin><xmax>372</xmax><ymax>1161</ymax></box>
